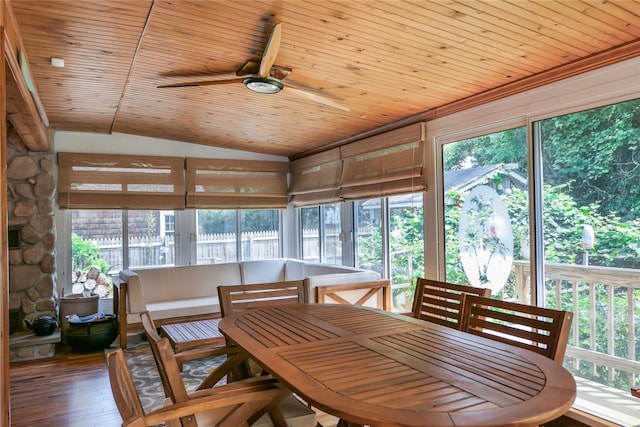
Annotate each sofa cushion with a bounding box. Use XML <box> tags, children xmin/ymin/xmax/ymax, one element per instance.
<box><xmin>145</xmin><ymin>296</ymin><xmax>220</xmax><ymax>321</ymax></box>
<box><xmin>240</xmin><ymin>259</ymin><xmax>286</xmax><ymax>284</ymax></box>
<box><xmin>302</xmin><ymin>262</ymin><xmax>368</xmax><ymax>277</ymax></box>
<box><xmin>284</xmin><ymin>258</ymin><xmax>306</xmax><ymax>281</ymax></box>
<box><xmin>305</xmin><ymin>271</ymin><xmax>380</xmax><ymax>286</ymax></box>
<box><xmin>129</xmin><ymin>263</ymin><xmax>242</xmax><ymax>310</ymax></box>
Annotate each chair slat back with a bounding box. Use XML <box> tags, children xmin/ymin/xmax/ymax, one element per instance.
<box><xmin>412</xmin><ymin>278</ymin><xmax>491</xmax><ymax>329</ymax></box>
<box><xmin>105</xmin><ymin>347</ymin><xmax>289</xmax><ymax>427</ymax></box>
<box><xmin>218</xmin><ymin>280</ymin><xmax>307</xmax><ymax>317</ymax></box>
<box><xmin>140</xmin><ymin>311</ymin><xmax>193</xmax><ymax>405</ymax></box>
<box><xmin>139</xmin><ymin>311</ymin><xmax>174</xmax><ymax>399</ymax></box>
<box><xmin>315</xmin><ymin>279</ymin><xmax>392</xmax><ymax>310</ymax></box>
<box><xmin>461</xmin><ymin>295</ymin><xmax>573</xmax><ymax>363</ymax></box>
<box><xmin>106</xmin><ymin>349</ymin><xmax>147</xmax><ymax>425</ymax></box>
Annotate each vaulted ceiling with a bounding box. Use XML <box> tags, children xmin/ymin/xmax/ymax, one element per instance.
<box><xmin>10</xmin><ymin>0</ymin><xmax>640</xmax><ymax>158</ymax></box>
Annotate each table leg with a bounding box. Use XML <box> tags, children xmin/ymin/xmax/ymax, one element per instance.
<box><xmin>337</xmin><ymin>419</ymin><xmax>364</xmax><ymax>427</ymax></box>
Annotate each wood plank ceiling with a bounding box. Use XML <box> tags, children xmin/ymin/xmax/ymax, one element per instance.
<box><xmin>10</xmin><ymin>0</ymin><xmax>640</xmax><ymax>158</ymax></box>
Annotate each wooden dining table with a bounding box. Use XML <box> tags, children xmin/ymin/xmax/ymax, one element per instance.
<box><xmin>218</xmin><ymin>303</ymin><xmax>576</xmax><ymax>427</ymax></box>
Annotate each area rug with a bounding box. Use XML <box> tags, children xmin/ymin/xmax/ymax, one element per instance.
<box><xmin>115</xmin><ymin>342</ymin><xmax>226</xmax><ymax>413</ymax></box>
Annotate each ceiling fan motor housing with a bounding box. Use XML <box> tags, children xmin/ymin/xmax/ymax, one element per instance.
<box><xmin>243</xmin><ymin>76</ymin><xmax>283</xmax><ymax>94</ymax></box>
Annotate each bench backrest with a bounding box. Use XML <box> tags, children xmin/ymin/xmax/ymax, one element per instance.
<box><xmin>315</xmin><ymin>279</ymin><xmax>392</xmax><ymax>310</ymax></box>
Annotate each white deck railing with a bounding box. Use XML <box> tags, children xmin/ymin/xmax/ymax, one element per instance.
<box><xmin>514</xmin><ymin>261</ymin><xmax>640</xmax><ymax>389</ymax></box>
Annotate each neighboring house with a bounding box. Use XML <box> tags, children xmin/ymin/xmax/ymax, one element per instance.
<box><xmin>443</xmin><ymin>164</ymin><xmax>527</xmax><ymax>205</ymax></box>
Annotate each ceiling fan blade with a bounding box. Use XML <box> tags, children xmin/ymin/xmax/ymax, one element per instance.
<box><xmin>284</xmin><ymin>81</ymin><xmax>350</xmax><ymax>111</ymax></box>
<box><xmin>236</xmin><ymin>60</ymin><xmax>260</xmax><ymax>77</ymax></box>
<box><xmin>158</xmin><ymin>77</ymin><xmax>246</xmax><ymax>88</ymax></box>
<box><xmin>258</xmin><ymin>23</ymin><xmax>282</xmax><ymax>78</ymax></box>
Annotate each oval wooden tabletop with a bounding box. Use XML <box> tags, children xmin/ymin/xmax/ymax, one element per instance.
<box><xmin>218</xmin><ymin>304</ymin><xmax>576</xmax><ymax>427</ymax></box>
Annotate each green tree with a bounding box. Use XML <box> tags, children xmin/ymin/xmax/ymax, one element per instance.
<box><xmin>443</xmin><ymin>127</ymin><xmax>528</xmax><ymax>175</ymax></box>
<box><xmin>71</xmin><ymin>233</ymin><xmax>110</xmax><ymax>273</ymax></box>
<box><xmin>541</xmin><ymin>99</ymin><xmax>639</xmax><ymax>218</ymax></box>
<box><xmin>198</xmin><ymin>210</ymin><xmax>236</xmax><ymax>234</ymax></box>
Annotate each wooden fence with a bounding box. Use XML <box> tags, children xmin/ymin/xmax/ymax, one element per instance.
<box><xmin>91</xmin><ymin>228</ymin><xmax>344</xmax><ymax>270</ymax></box>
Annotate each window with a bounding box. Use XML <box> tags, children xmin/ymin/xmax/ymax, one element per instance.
<box><xmin>160</xmin><ymin>211</ymin><xmax>175</xmax><ymax>236</ymax></box>
<box><xmin>301</xmin><ymin>207</ymin><xmax>320</xmax><ymax>262</ymax></box>
<box><xmin>68</xmin><ymin>209</ymin><xmax>177</xmax><ymax>296</ymax></box>
<box><xmin>299</xmin><ymin>203</ymin><xmax>343</xmax><ymax>265</ymax></box>
<box><xmin>355</xmin><ymin>198</ymin><xmax>383</xmax><ymax>274</ymax></box>
<box><xmin>240</xmin><ymin>210</ymin><xmax>281</xmax><ymax>261</ymax></box>
<box><xmin>196</xmin><ymin>209</ymin><xmax>281</xmax><ymax>263</ymax></box>
<box><xmin>127</xmin><ymin>210</ymin><xmax>175</xmax><ymax>268</ymax></box>
<box><xmin>388</xmin><ymin>193</ymin><xmax>424</xmax><ymax>311</ymax></box>
<box><xmin>428</xmin><ymin>73</ymin><xmax>640</xmax><ymax>424</ymax></box>
<box><xmin>70</xmin><ymin>210</ymin><xmax>123</xmax><ymax>297</ymax></box>
<box><xmin>537</xmin><ymin>99</ymin><xmax>640</xmax><ymax>420</ymax></box>
<box><xmin>441</xmin><ymin>125</ymin><xmax>530</xmax><ymax>302</ymax></box>
<box><xmin>322</xmin><ymin>203</ymin><xmax>343</xmax><ymax>265</ymax></box>
<box><xmin>355</xmin><ymin>195</ymin><xmax>425</xmax><ymax>312</ymax></box>
<box><xmin>197</xmin><ymin>210</ymin><xmax>238</xmax><ymax>263</ymax></box>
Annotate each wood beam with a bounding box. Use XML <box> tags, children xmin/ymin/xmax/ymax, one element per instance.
<box><xmin>2</xmin><ymin>0</ymin><xmax>47</xmax><ymax>152</ymax></box>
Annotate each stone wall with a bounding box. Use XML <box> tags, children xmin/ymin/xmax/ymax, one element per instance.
<box><xmin>6</xmin><ymin>124</ymin><xmax>57</xmax><ymax>330</ymax></box>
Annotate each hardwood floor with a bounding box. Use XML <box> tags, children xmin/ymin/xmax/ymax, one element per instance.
<box><xmin>10</xmin><ymin>344</ymin><xmax>340</xmax><ymax>427</ymax></box>
<box><xmin>10</xmin><ymin>347</ymin><xmax>121</xmax><ymax>427</ymax></box>
<box><xmin>10</xmin><ymin>345</ymin><xmax>582</xmax><ymax>427</ymax></box>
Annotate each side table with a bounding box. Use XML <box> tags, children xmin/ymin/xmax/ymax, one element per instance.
<box><xmin>160</xmin><ymin>318</ymin><xmax>226</xmax><ymax>368</ymax></box>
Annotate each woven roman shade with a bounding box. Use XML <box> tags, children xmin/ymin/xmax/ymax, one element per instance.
<box><xmin>289</xmin><ymin>123</ymin><xmax>426</xmax><ymax>206</ymax></box>
<box><xmin>340</xmin><ymin>123</ymin><xmax>425</xmax><ymax>200</ymax></box>
<box><xmin>288</xmin><ymin>148</ymin><xmax>342</xmax><ymax>207</ymax></box>
<box><xmin>186</xmin><ymin>158</ymin><xmax>288</xmax><ymax>209</ymax></box>
<box><xmin>57</xmin><ymin>153</ymin><xmax>185</xmax><ymax>209</ymax></box>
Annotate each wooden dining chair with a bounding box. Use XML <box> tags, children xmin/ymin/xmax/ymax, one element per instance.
<box><xmin>140</xmin><ymin>312</ymin><xmax>318</xmax><ymax>427</ymax></box>
<box><xmin>315</xmin><ymin>279</ymin><xmax>392</xmax><ymax>310</ymax></box>
<box><xmin>217</xmin><ymin>280</ymin><xmax>307</xmax><ymax>378</ymax></box>
<box><xmin>411</xmin><ymin>278</ymin><xmax>491</xmax><ymax>329</ymax></box>
<box><xmin>460</xmin><ymin>295</ymin><xmax>573</xmax><ymax>363</ymax></box>
<box><xmin>106</xmin><ymin>348</ymin><xmax>289</xmax><ymax>427</ymax></box>
<box><xmin>217</xmin><ymin>280</ymin><xmax>308</xmax><ymax>317</ymax></box>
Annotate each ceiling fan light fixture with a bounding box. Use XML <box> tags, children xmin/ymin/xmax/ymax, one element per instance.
<box><xmin>243</xmin><ymin>76</ymin><xmax>283</xmax><ymax>94</ymax></box>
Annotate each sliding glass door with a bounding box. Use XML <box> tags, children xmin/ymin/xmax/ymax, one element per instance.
<box><xmin>441</xmin><ymin>125</ymin><xmax>531</xmax><ymax>302</ymax></box>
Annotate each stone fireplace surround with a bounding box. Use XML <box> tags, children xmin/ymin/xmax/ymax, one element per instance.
<box><xmin>6</xmin><ymin>124</ymin><xmax>58</xmax><ymax>360</ymax></box>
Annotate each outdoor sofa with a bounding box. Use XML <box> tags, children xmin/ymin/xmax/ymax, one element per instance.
<box><xmin>115</xmin><ymin>258</ymin><xmax>380</xmax><ymax>348</ymax></box>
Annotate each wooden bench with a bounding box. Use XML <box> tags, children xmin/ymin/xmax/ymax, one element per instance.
<box><xmin>160</xmin><ymin>318</ymin><xmax>226</xmax><ymax>366</ymax></box>
<box><xmin>315</xmin><ymin>279</ymin><xmax>391</xmax><ymax>310</ymax></box>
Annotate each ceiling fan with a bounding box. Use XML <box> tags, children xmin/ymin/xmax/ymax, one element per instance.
<box><xmin>158</xmin><ymin>23</ymin><xmax>349</xmax><ymax>111</ymax></box>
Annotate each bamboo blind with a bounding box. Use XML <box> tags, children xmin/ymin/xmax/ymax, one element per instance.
<box><xmin>185</xmin><ymin>158</ymin><xmax>288</xmax><ymax>209</ymax></box>
<box><xmin>288</xmin><ymin>148</ymin><xmax>342</xmax><ymax>207</ymax></box>
<box><xmin>57</xmin><ymin>153</ymin><xmax>185</xmax><ymax>209</ymax></box>
<box><xmin>288</xmin><ymin>123</ymin><xmax>426</xmax><ymax>206</ymax></box>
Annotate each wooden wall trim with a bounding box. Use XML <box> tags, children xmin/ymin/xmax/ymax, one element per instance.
<box><xmin>294</xmin><ymin>39</ymin><xmax>640</xmax><ymax>161</ymax></box>
<box><xmin>1</xmin><ymin>3</ymin><xmax>10</xmax><ymax>426</ymax></box>
<box><xmin>434</xmin><ymin>39</ymin><xmax>640</xmax><ymax>118</ymax></box>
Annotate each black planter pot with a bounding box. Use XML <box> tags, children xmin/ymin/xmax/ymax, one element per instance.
<box><xmin>65</xmin><ymin>314</ymin><xmax>118</xmax><ymax>353</ymax></box>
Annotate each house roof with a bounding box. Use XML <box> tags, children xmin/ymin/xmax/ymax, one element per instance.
<box><xmin>445</xmin><ymin>164</ymin><xmax>527</xmax><ymax>194</ymax></box>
